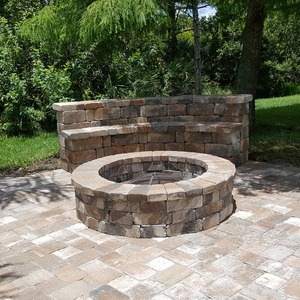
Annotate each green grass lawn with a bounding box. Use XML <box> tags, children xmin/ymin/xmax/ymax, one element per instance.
<box><xmin>0</xmin><ymin>132</ymin><xmax>59</xmax><ymax>173</ymax></box>
<box><xmin>250</xmin><ymin>94</ymin><xmax>300</xmax><ymax>166</ymax></box>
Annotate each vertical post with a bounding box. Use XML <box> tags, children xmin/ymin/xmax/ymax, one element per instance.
<box><xmin>192</xmin><ymin>0</ymin><xmax>202</xmax><ymax>95</ymax></box>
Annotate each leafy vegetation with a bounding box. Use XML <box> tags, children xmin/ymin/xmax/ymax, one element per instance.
<box><xmin>0</xmin><ymin>0</ymin><xmax>299</xmax><ymax>135</ymax></box>
<box><xmin>250</xmin><ymin>94</ymin><xmax>300</xmax><ymax>166</ymax></box>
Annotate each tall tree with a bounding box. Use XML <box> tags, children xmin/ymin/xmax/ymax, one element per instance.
<box><xmin>236</xmin><ymin>0</ymin><xmax>266</xmax><ymax>127</ymax></box>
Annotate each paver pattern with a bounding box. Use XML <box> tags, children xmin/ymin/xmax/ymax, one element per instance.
<box><xmin>0</xmin><ymin>161</ymin><xmax>299</xmax><ymax>299</ymax></box>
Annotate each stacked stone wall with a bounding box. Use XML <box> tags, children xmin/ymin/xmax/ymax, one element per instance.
<box><xmin>53</xmin><ymin>94</ymin><xmax>252</xmax><ymax>172</ymax></box>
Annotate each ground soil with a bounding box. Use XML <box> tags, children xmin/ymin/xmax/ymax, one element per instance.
<box><xmin>0</xmin><ymin>156</ymin><xmax>61</xmax><ymax>178</ymax></box>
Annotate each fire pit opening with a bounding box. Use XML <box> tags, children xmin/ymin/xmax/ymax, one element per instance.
<box><xmin>99</xmin><ymin>156</ymin><xmax>207</xmax><ymax>185</ymax></box>
<box><xmin>72</xmin><ymin>151</ymin><xmax>236</xmax><ymax>238</ymax></box>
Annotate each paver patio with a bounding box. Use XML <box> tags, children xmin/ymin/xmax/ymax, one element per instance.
<box><xmin>0</xmin><ymin>161</ymin><xmax>299</xmax><ymax>299</ymax></box>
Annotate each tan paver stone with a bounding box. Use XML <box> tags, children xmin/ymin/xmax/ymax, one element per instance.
<box><xmin>99</xmin><ymin>251</ymin><xmax>128</xmax><ymax>268</ymax></box>
<box><xmin>203</xmin><ymin>276</ymin><xmax>243</xmax><ymax>299</ymax></box>
<box><xmin>147</xmin><ymin>257</ymin><xmax>175</xmax><ymax>271</ymax></box>
<box><xmin>155</xmin><ymin>264</ymin><xmax>192</xmax><ymax>286</ymax></box>
<box><xmin>53</xmin><ymin>245</ymin><xmax>82</xmax><ymax>260</ymax></box>
<box><xmin>121</xmin><ymin>262</ymin><xmax>156</xmax><ymax>280</ymax></box>
<box><xmin>281</xmin><ymin>276</ymin><xmax>300</xmax><ymax>299</ymax></box>
<box><xmin>181</xmin><ymin>273</ymin><xmax>213</xmax><ymax>292</ymax></box>
<box><xmin>83</xmin><ymin>267</ymin><xmax>122</xmax><ymax>288</ymax></box>
<box><xmin>261</xmin><ymin>245</ymin><xmax>294</xmax><ymax>261</ymax></box>
<box><xmin>108</xmin><ymin>275</ymin><xmax>140</xmax><ymax>292</ymax></box>
<box><xmin>53</xmin><ymin>264</ymin><xmax>88</xmax><ymax>283</ymax></box>
<box><xmin>164</xmin><ymin>282</ymin><xmax>207</xmax><ymax>299</ymax></box>
<box><xmin>163</xmin><ymin>249</ymin><xmax>196</xmax><ymax>266</ymax></box>
<box><xmin>50</xmin><ymin>280</ymin><xmax>91</xmax><ymax>300</ymax></box>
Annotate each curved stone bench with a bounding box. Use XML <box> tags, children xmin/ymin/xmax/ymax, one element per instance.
<box><xmin>72</xmin><ymin>151</ymin><xmax>236</xmax><ymax>238</ymax></box>
<box><xmin>53</xmin><ymin>95</ymin><xmax>252</xmax><ymax>172</ymax></box>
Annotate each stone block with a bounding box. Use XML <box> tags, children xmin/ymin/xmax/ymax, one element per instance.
<box><xmin>167</xmin><ymin>195</ymin><xmax>202</xmax><ymax>212</ymax></box>
<box><xmin>214</xmin><ymin>103</ymin><xmax>248</xmax><ymax>116</ymax></box>
<box><xmin>133</xmin><ymin>212</ymin><xmax>172</xmax><ymax>225</ymax></box>
<box><xmin>148</xmin><ymin>132</ymin><xmax>175</xmax><ymax>143</ymax></box>
<box><xmin>167</xmin><ymin>220</ymin><xmax>202</xmax><ymax>236</ymax></box>
<box><xmin>184</xmin><ymin>132</ymin><xmax>212</xmax><ymax>143</ymax></box>
<box><xmin>174</xmin><ymin>116</ymin><xmax>195</xmax><ymax>122</ymax></box>
<box><xmin>105</xmin><ymin>222</ymin><xmax>140</xmax><ymax>238</ymax></box>
<box><xmin>96</xmin><ymin>148</ymin><xmax>105</xmax><ymax>158</ymax></box>
<box><xmin>205</xmin><ymin>143</ymin><xmax>239</xmax><ymax>157</ymax></box>
<box><xmin>66</xmin><ymin>149</ymin><xmax>96</xmax><ymax>164</ymax></box>
<box><xmin>124</xmin><ymin>144</ymin><xmax>144</xmax><ymax>153</ymax></box>
<box><xmin>140</xmin><ymin>225</ymin><xmax>167</xmax><ymax>238</ymax></box>
<box><xmin>65</xmin><ymin>136</ymin><xmax>102</xmax><ymax>151</ymax></box>
<box><xmin>184</xmin><ymin>143</ymin><xmax>205</xmax><ymax>153</ymax></box>
<box><xmin>165</xmin><ymin>143</ymin><xmax>185</xmax><ymax>151</ymax></box>
<box><xmin>108</xmin><ymin>211</ymin><xmax>133</xmax><ymax>225</ymax></box>
<box><xmin>187</xmin><ymin>103</ymin><xmax>215</xmax><ymax>115</ymax></box>
<box><xmin>202</xmin><ymin>212</ymin><xmax>220</xmax><ymax>230</ymax></box>
<box><xmin>219</xmin><ymin>203</ymin><xmax>234</xmax><ymax>222</ymax></box>
<box><xmin>62</xmin><ymin>110</ymin><xmax>86</xmax><ymax>124</ymax></box>
<box><xmin>172</xmin><ymin>209</ymin><xmax>196</xmax><ymax>224</ymax></box>
<box><xmin>138</xmin><ymin>200</ymin><xmax>167</xmax><ymax>213</ymax></box>
<box><xmin>140</xmin><ymin>105</ymin><xmax>167</xmax><ymax>117</ymax></box>
<box><xmin>104</xmin><ymin>146</ymin><xmax>125</xmax><ymax>156</ymax></box>
<box><xmin>145</xmin><ymin>143</ymin><xmax>165</xmax><ymax>151</ymax></box>
<box><xmin>241</xmin><ymin>125</ymin><xmax>249</xmax><ymax>139</ymax></box>
<box><xmin>94</xmin><ymin>107</ymin><xmax>121</xmax><ymax>120</ymax></box>
<box><xmin>241</xmin><ymin>138</ymin><xmax>249</xmax><ymax>152</ymax></box>
<box><xmin>167</xmin><ymin>104</ymin><xmax>186</xmax><ymax>116</ymax></box>
<box><xmin>195</xmin><ymin>202</ymin><xmax>222</xmax><ymax>219</ymax></box>
<box><xmin>212</xmin><ymin>131</ymin><xmax>241</xmax><ymax>145</ymax></box>
<box><xmin>148</xmin><ymin>116</ymin><xmax>174</xmax><ymax>123</ymax></box>
<box><xmin>111</xmin><ymin>133</ymin><xmax>139</xmax><ymax>146</ymax></box>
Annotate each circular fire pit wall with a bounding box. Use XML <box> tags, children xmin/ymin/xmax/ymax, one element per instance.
<box><xmin>72</xmin><ymin>151</ymin><xmax>236</xmax><ymax>238</ymax></box>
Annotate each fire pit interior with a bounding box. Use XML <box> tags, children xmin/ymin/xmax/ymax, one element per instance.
<box><xmin>72</xmin><ymin>151</ymin><xmax>236</xmax><ymax>238</ymax></box>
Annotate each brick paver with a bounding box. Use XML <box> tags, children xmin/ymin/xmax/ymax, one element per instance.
<box><xmin>0</xmin><ymin>162</ymin><xmax>299</xmax><ymax>299</ymax></box>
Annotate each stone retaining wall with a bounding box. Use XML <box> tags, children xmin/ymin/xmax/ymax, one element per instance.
<box><xmin>53</xmin><ymin>94</ymin><xmax>252</xmax><ymax>172</ymax></box>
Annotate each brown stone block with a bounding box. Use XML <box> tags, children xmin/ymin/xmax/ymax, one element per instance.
<box><xmin>194</xmin><ymin>115</ymin><xmax>222</xmax><ymax>122</ymax></box>
<box><xmin>167</xmin><ymin>104</ymin><xmax>186</xmax><ymax>116</ymax></box>
<box><xmin>129</xmin><ymin>117</ymin><xmax>147</xmax><ymax>124</ymax></box>
<box><xmin>62</xmin><ymin>110</ymin><xmax>86</xmax><ymax>124</ymax></box>
<box><xmin>105</xmin><ymin>222</ymin><xmax>141</xmax><ymax>238</ymax></box>
<box><xmin>184</xmin><ymin>132</ymin><xmax>212</xmax><ymax>143</ymax></box>
<box><xmin>133</xmin><ymin>212</ymin><xmax>171</xmax><ymax>225</ymax></box>
<box><xmin>139</xmin><ymin>200</ymin><xmax>167</xmax><ymax>213</ymax></box>
<box><xmin>86</xmin><ymin>217</ymin><xmax>100</xmax><ymax>231</ymax></box>
<box><xmin>96</xmin><ymin>148</ymin><xmax>105</xmax><ymax>158</ymax></box>
<box><xmin>108</xmin><ymin>211</ymin><xmax>133</xmax><ymax>225</ymax></box>
<box><xmin>241</xmin><ymin>138</ymin><xmax>249</xmax><ymax>152</ymax></box>
<box><xmin>195</xmin><ymin>202</ymin><xmax>222</xmax><ymax>219</ymax></box>
<box><xmin>174</xmin><ymin>115</ymin><xmax>195</xmax><ymax>122</ymax></box>
<box><xmin>145</xmin><ymin>143</ymin><xmax>165</xmax><ymax>151</ymax></box>
<box><xmin>165</xmin><ymin>143</ymin><xmax>185</xmax><ymax>151</ymax></box>
<box><xmin>172</xmin><ymin>209</ymin><xmax>196</xmax><ymax>224</ymax></box>
<box><xmin>167</xmin><ymin>220</ymin><xmax>202</xmax><ymax>236</ymax></box>
<box><xmin>205</xmin><ymin>143</ymin><xmax>239</xmax><ymax>157</ymax></box>
<box><xmin>111</xmin><ymin>133</ymin><xmax>139</xmax><ymax>146</ymax></box>
<box><xmin>219</xmin><ymin>203</ymin><xmax>233</xmax><ymax>222</ymax></box>
<box><xmin>84</xmin><ymin>203</ymin><xmax>104</xmax><ymax>219</ymax></box>
<box><xmin>138</xmin><ymin>133</ymin><xmax>148</xmax><ymax>144</ymax></box>
<box><xmin>140</xmin><ymin>225</ymin><xmax>167</xmax><ymax>238</ymax></box>
<box><xmin>140</xmin><ymin>105</ymin><xmax>167</xmax><ymax>117</ymax></box>
<box><xmin>65</xmin><ymin>136</ymin><xmax>102</xmax><ymax>151</ymax></box>
<box><xmin>214</xmin><ymin>103</ymin><xmax>248</xmax><ymax>116</ymax></box>
<box><xmin>187</xmin><ymin>103</ymin><xmax>215</xmax><ymax>115</ymax></box>
<box><xmin>66</xmin><ymin>149</ymin><xmax>96</xmax><ymax>164</ymax></box>
<box><xmin>167</xmin><ymin>195</ymin><xmax>202</xmax><ymax>212</ymax></box>
<box><xmin>102</xmin><ymin>136</ymin><xmax>111</xmax><ymax>147</ymax></box>
<box><xmin>104</xmin><ymin>198</ymin><xmax>139</xmax><ymax>212</ymax></box>
<box><xmin>176</xmin><ymin>132</ymin><xmax>184</xmax><ymax>143</ymax></box>
<box><xmin>76</xmin><ymin>208</ymin><xmax>87</xmax><ymax>224</ymax></box>
<box><xmin>104</xmin><ymin>146</ymin><xmax>124</xmax><ymax>156</ymax></box>
<box><xmin>148</xmin><ymin>116</ymin><xmax>174</xmax><ymax>123</ymax></box>
<box><xmin>241</xmin><ymin>125</ymin><xmax>249</xmax><ymax>139</ymax></box>
<box><xmin>124</xmin><ymin>144</ymin><xmax>144</xmax><ymax>153</ymax></box>
<box><xmin>212</xmin><ymin>131</ymin><xmax>241</xmax><ymax>145</ymax></box>
<box><xmin>184</xmin><ymin>143</ymin><xmax>205</xmax><ymax>153</ymax></box>
<box><xmin>94</xmin><ymin>107</ymin><xmax>120</xmax><ymax>120</ymax></box>
<box><xmin>202</xmin><ymin>212</ymin><xmax>220</xmax><ymax>230</ymax></box>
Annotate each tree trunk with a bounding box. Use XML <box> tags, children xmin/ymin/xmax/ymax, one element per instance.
<box><xmin>192</xmin><ymin>1</ymin><xmax>202</xmax><ymax>95</ymax></box>
<box><xmin>236</xmin><ymin>0</ymin><xmax>266</xmax><ymax>128</ymax></box>
<box><xmin>167</xmin><ymin>0</ymin><xmax>178</xmax><ymax>62</ymax></box>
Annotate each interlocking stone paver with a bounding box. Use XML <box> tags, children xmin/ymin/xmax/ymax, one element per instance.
<box><xmin>0</xmin><ymin>161</ymin><xmax>299</xmax><ymax>299</ymax></box>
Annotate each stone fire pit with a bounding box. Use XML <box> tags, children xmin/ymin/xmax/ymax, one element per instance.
<box><xmin>72</xmin><ymin>151</ymin><xmax>236</xmax><ymax>238</ymax></box>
